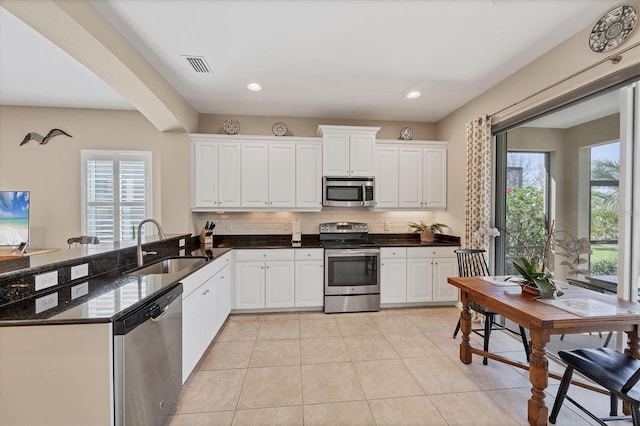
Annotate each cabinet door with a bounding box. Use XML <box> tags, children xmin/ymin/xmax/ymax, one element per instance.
<box><xmin>322</xmin><ymin>132</ymin><xmax>350</xmax><ymax>176</ymax></box>
<box><xmin>406</xmin><ymin>257</ymin><xmax>433</xmax><ymax>302</ymax></box>
<box><xmin>295</xmin><ymin>260</ymin><xmax>324</xmax><ymax>307</ymax></box>
<box><xmin>432</xmin><ymin>257</ymin><xmax>458</xmax><ymax>302</ymax></box>
<box><xmin>349</xmin><ymin>133</ymin><xmax>375</xmax><ymax>176</ymax></box>
<box><xmin>242</xmin><ymin>143</ymin><xmax>269</xmax><ymax>208</ymax></box>
<box><xmin>380</xmin><ymin>258</ymin><xmax>407</xmax><ymax>303</ymax></box>
<box><xmin>182</xmin><ymin>291</ymin><xmax>203</xmax><ymax>383</ymax></box>
<box><xmin>218</xmin><ymin>142</ymin><xmax>242</xmax><ymax>207</ymax></box>
<box><xmin>216</xmin><ymin>265</ymin><xmax>232</xmax><ymax>329</ymax></box>
<box><xmin>296</xmin><ymin>144</ymin><xmax>322</xmax><ymax>209</ymax></box>
<box><xmin>235</xmin><ymin>261</ymin><xmax>266</xmax><ymax>309</ymax></box>
<box><xmin>265</xmin><ymin>261</ymin><xmax>295</xmax><ymax>308</ymax></box>
<box><xmin>375</xmin><ymin>146</ymin><xmax>399</xmax><ymax>208</ymax></box>
<box><xmin>423</xmin><ymin>148</ymin><xmax>447</xmax><ymax>208</ymax></box>
<box><xmin>398</xmin><ymin>147</ymin><xmax>423</xmax><ymax>208</ymax></box>
<box><xmin>269</xmin><ymin>144</ymin><xmax>296</xmax><ymax>208</ymax></box>
<box><xmin>192</xmin><ymin>141</ymin><xmax>218</xmax><ymax>208</ymax></box>
<box><xmin>202</xmin><ymin>278</ymin><xmax>218</xmax><ymax>351</ymax></box>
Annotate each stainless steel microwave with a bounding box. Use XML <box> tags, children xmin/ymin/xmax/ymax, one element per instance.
<box><xmin>322</xmin><ymin>176</ymin><xmax>375</xmax><ymax>208</ymax></box>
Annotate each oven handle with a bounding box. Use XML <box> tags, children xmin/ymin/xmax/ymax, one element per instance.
<box><xmin>325</xmin><ymin>249</ymin><xmax>380</xmax><ymax>257</ymax></box>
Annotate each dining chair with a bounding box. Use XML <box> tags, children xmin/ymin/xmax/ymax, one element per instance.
<box><xmin>452</xmin><ymin>249</ymin><xmax>531</xmax><ymax>365</ymax></box>
<box><xmin>549</xmin><ymin>347</ymin><xmax>640</xmax><ymax>425</ymax></box>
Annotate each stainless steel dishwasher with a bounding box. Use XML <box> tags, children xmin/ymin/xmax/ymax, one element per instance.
<box><xmin>114</xmin><ymin>284</ymin><xmax>183</xmax><ymax>426</ymax></box>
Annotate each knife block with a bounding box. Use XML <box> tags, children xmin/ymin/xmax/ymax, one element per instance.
<box><xmin>199</xmin><ymin>229</ymin><xmax>214</xmax><ymax>246</ymax></box>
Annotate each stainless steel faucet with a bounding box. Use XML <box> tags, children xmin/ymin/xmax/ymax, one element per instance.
<box><xmin>137</xmin><ymin>219</ymin><xmax>167</xmax><ymax>266</ymax></box>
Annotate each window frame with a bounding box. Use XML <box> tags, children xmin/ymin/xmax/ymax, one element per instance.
<box><xmin>81</xmin><ymin>150</ymin><xmax>153</xmax><ymax>243</ymax></box>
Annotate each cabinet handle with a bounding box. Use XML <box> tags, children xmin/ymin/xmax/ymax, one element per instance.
<box><xmin>266</xmin><ymin>266</ymin><xmax>269</xmax><ymax>269</ymax></box>
<box><xmin>220</xmin><ymin>276</ymin><xmax>224</xmax><ymax>279</ymax></box>
<box><xmin>265</xmin><ymin>202</ymin><xmax>268</xmax><ymax>205</ymax></box>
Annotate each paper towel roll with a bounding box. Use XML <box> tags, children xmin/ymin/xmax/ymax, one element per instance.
<box><xmin>292</xmin><ymin>220</ymin><xmax>301</xmax><ymax>242</ymax></box>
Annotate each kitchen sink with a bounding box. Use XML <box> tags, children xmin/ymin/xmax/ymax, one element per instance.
<box><xmin>127</xmin><ymin>256</ymin><xmax>207</xmax><ymax>275</ymax></box>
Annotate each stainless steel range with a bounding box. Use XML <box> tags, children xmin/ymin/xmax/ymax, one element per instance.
<box><xmin>320</xmin><ymin>222</ymin><xmax>380</xmax><ymax>313</ymax></box>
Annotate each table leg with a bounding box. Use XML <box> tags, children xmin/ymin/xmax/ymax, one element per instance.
<box><xmin>528</xmin><ymin>328</ymin><xmax>551</xmax><ymax>426</ymax></box>
<box><xmin>459</xmin><ymin>291</ymin><xmax>472</xmax><ymax>364</ymax></box>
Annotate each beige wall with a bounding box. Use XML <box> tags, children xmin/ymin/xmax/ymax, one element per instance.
<box><xmin>0</xmin><ymin>106</ymin><xmax>191</xmax><ymax>248</ymax></box>
<box><xmin>198</xmin><ymin>114</ymin><xmax>437</xmax><ymax>140</ymax></box>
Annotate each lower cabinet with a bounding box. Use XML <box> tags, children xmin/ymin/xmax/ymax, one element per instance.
<box><xmin>234</xmin><ymin>248</ymin><xmax>324</xmax><ymax>310</ymax></box>
<box><xmin>381</xmin><ymin>246</ymin><xmax>459</xmax><ymax>305</ymax></box>
<box><xmin>182</xmin><ymin>252</ymin><xmax>232</xmax><ymax>383</ymax></box>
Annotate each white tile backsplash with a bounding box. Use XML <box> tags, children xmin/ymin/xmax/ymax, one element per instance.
<box><xmin>194</xmin><ymin>210</ymin><xmax>443</xmax><ymax>236</ymax></box>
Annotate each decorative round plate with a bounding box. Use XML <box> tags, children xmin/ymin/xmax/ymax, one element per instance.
<box><xmin>589</xmin><ymin>6</ymin><xmax>637</xmax><ymax>53</ymax></box>
<box><xmin>272</xmin><ymin>122</ymin><xmax>288</xmax><ymax>136</ymax></box>
<box><xmin>223</xmin><ymin>119</ymin><xmax>240</xmax><ymax>135</ymax></box>
<box><xmin>400</xmin><ymin>127</ymin><xmax>413</xmax><ymax>140</ymax></box>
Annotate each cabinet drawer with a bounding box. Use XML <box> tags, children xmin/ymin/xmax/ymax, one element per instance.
<box><xmin>295</xmin><ymin>248</ymin><xmax>324</xmax><ymax>261</ymax></box>
<box><xmin>182</xmin><ymin>255</ymin><xmax>229</xmax><ymax>298</ymax></box>
<box><xmin>380</xmin><ymin>247</ymin><xmax>407</xmax><ymax>259</ymax></box>
<box><xmin>235</xmin><ymin>249</ymin><xmax>295</xmax><ymax>262</ymax></box>
<box><xmin>407</xmin><ymin>246</ymin><xmax>458</xmax><ymax>258</ymax></box>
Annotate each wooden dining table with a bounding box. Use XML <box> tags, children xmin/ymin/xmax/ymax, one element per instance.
<box><xmin>447</xmin><ymin>276</ymin><xmax>640</xmax><ymax>426</ymax></box>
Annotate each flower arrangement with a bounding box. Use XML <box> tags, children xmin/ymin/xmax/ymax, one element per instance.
<box><xmin>408</xmin><ymin>221</ymin><xmax>449</xmax><ymax>242</ymax></box>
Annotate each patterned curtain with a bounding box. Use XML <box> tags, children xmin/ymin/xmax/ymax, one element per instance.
<box><xmin>465</xmin><ymin>115</ymin><xmax>492</xmax><ymax>250</ymax></box>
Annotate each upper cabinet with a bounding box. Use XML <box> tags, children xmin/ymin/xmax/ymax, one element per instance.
<box><xmin>376</xmin><ymin>140</ymin><xmax>448</xmax><ymax>210</ymax></box>
<box><xmin>190</xmin><ymin>134</ymin><xmax>322</xmax><ymax>212</ymax></box>
<box><xmin>318</xmin><ymin>125</ymin><xmax>380</xmax><ymax>177</ymax></box>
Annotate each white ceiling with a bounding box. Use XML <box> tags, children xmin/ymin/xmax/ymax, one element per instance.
<box><xmin>0</xmin><ymin>0</ymin><xmax>623</xmax><ymax>123</ymax></box>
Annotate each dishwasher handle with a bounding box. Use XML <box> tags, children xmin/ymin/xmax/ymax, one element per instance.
<box><xmin>151</xmin><ymin>304</ymin><xmax>171</xmax><ymax>321</ymax></box>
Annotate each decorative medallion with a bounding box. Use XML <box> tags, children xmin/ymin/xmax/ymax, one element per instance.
<box><xmin>272</xmin><ymin>122</ymin><xmax>288</xmax><ymax>136</ymax></box>
<box><xmin>589</xmin><ymin>6</ymin><xmax>637</xmax><ymax>52</ymax></box>
<box><xmin>223</xmin><ymin>119</ymin><xmax>240</xmax><ymax>135</ymax></box>
<box><xmin>400</xmin><ymin>127</ymin><xmax>414</xmax><ymax>140</ymax></box>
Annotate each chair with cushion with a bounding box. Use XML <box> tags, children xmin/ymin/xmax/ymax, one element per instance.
<box><xmin>452</xmin><ymin>249</ymin><xmax>531</xmax><ymax>365</ymax></box>
<box><xmin>549</xmin><ymin>347</ymin><xmax>640</xmax><ymax>425</ymax></box>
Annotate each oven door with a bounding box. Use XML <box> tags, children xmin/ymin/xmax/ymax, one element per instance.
<box><xmin>324</xmin><ymin>248</ymin><xmax>380</xmax><ymax>295</ymax></box>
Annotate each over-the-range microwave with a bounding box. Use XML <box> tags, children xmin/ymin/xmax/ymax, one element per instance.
<box><xmin>322</xmin><ymin>176</ymin><xmax>375</xmax><ymax>208</ymax></box>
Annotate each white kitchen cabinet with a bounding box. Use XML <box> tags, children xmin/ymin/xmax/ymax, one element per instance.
<box><xmin>406</xmin><ymin>256</ymin><xmax>433</xmax><ymax>302</ymax></box>
<box><xmin>234</xmin><ymin>249</ymin><xmax>295</xmax><ymax>310</ymax></box>
<box><xmin>296</xmin><ymin>143</ymin><xmax>322</xmax><ymax>210</ymax></box>
<box><xmin>241</xmin><ymin>142</ymin><xmax>296</xmax><ymax>209</ymax></box>
<box><xmin>191</xmin><ymin>137</ymin><xmax>241</xmax><ymax>210</ymax></box>
<box><xmin>375</xmin><ymin>146</ymin><xmax>399</xmax><ymax>209</ymax></box>
<box><xmin>432</xmin><ymin>256</ymin><xmax>458</xmax><ymax>301</ymax></box>
<box><xmin>268</xmin><ymin>144</ymin><xmax>296</xmax><ymax>208</ymax></box>
<box><xmin>318</xmin><ymin>125</ymin><xmax>380</xmax><ymax>177</ymax></box>
<box><xmin>294</xmin><ymin>249</ymin><xmax>324</xmax><ymax>307</ymax></box>
<box><xmin>182</xmin><ymin>252</ymin><xmax>232</xmax><ymax>383</ymax></box>
<box><xmin>265</xmin><ymin>261</ymin><xmax>295</xmax><ymax>308</ymax></box>
<box><xmin>380</xmin><ymin>247</ymin><xmax>407</xmax><ymax>304</ymax></box>
<box><xmin>376</xmin><ymin>140</ymin><xmax>447</xmax><ymax>210</ymax></box>
<box><xmin>380</xmin><ymin>246</ymin><xmax>458</xmax><ymax>305</ymax></box>
<box><xmin>191</xmin><ymin>134</ymin><xmax>321</xmax><ymax>212</ymax></box>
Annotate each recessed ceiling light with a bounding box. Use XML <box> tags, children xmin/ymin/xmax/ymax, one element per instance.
<box><xmin>247</xmin><ymin>83</ymin><xmax>262</xmax><ymax>91</ymax></box>
<box><xmin>406</xmin><ymin>91</ymin><xmax>421</xmax><ymax>99</ymax></box>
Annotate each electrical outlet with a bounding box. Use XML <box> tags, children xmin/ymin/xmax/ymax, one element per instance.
<box><xmin>71</xmin><ymin>282</ymin><xmax>89</xmax><ymax>300</ymax></box>
<box><xmin>179</xmin><ymin>249</ymin><xmax>186</xmax><ymax>256</ymax></box>
<box><xmin>70</xmin><ymin>263</ymin><xmax>89</xmax><ymax>280</ymax></box>
<box><xmin>179</xmin><ymin>238</ymin><xmax>186</xmax><ymax>247</ymax></box>
<box><xmin>226</xmin><ymin>222</ymin><xmax>232</xmax><ymax>231</ymax></box>
<box><xmin>35</xmin><ymin>271</ymin><xmax>58</xmax><ymax>291</ymax></box>
<box><xmin>384</xmin><ymin>221</ymin><xmax>390</xmax><ymax>231</ymax></box>
<box><xmin>35</xmin><ymin>292</ymin><xmax>58</xmax><ymax>314</ymax></box>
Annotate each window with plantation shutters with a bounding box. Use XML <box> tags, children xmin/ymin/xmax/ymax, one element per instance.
<box><xmin>81</xmin><ymin>151</ymin><xmax>152</xmax><ymax>243</ymax></box>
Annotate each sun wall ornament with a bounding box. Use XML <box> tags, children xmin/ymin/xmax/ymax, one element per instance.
<box><xmin>589</xmin><ymin>5</ymin><xmax>637</xmax><ymax>53</ymax></box>
<box><xmin>20</xmin><ymin>128</ymin><xmax>72</xmax><ymax>146</ymax></box>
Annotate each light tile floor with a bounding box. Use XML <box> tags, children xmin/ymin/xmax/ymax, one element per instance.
<box><xmin>169</xmin><ymin>307</ymin><xmax>632</xmax><ymax>426</ymax></box>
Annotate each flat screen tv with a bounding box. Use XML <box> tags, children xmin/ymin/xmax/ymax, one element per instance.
<box><xmin>0</xmin><ymin>191</ymin><xmax>30</xmax><ymax>246</ymax></box>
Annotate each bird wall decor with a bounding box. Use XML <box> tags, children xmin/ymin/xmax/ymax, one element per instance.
<box><xmin>20</xmin><ymin>128</ymin><xmax>72</xmax><ymax>146</ymax></box>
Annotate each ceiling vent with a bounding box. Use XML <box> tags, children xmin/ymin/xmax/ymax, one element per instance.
<box><xmin>183</xmin><ymin>55</ymin><xmax>211</xmax><ymax>73</ymax></box>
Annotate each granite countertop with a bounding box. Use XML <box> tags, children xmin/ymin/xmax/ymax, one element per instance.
<box><xmin>0</xmin><ymin>247</ymin><xmax>231</xmax><ymax>326</ymax></box>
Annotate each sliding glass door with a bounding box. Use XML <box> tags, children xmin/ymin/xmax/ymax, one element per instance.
<box><xmin>494</xmin><ymin>80</ymin><xmax>639</xmax><ymax>354</ymax></box>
